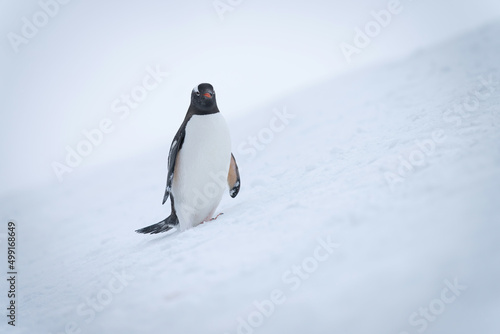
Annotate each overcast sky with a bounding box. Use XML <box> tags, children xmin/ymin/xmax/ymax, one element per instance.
<box><xmin>1</xmin><ymin>0</ymin><xmax>500</xmax><ymax>195</ymax></box>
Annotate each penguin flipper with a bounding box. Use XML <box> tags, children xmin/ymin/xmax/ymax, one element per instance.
<box><xmin>227</xmin><ymin>153</ymin><xmax>240</xmax><ymax>198</ymax></box>
<box><xmin>135</xmin><ymin>214</ymin><xmax>179</xmax><ymax>234</ymax></box>
<box><xmin>162</xmin><ymin>125</ymin><xmax>186</xmax><ymax>205</ymax></box>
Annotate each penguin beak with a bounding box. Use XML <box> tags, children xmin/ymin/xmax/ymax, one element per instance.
<box><xmin>203</xmin><ymin>92</ymin><xmax>213</xmax><ymax>98</ymax></box>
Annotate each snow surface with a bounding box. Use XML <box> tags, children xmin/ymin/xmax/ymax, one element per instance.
<box><xmin>1</xmin><ymin>21</ymin><xmax>500</xmax><ymax>334</ymax></box>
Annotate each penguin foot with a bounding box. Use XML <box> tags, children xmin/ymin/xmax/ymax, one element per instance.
<box><xmin>209</xmin><ymin>213</ymin><xmax>224</xmax><ymax>221</ymax></box>
<box><xmin>200</xmin><ymin>213</ymin><xmax>224</xmax><ymax>225</ymax></box>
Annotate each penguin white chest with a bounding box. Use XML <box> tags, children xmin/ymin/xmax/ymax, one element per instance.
<box><xmin>172</xmin><ymin>113</ymin><xmax>231</xmax><ymax>230</ymax></box>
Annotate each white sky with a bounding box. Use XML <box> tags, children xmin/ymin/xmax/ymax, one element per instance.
<box><xmin>1</xmin><ymin>0</ymin><xmax>500</xmax><ymax>195</ymax></box>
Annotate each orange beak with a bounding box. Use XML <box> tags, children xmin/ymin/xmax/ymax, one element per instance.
<box><xmin>203</xmin><ymin>92</ymin><xmax>212</xmax><ymax>98</ymax></box>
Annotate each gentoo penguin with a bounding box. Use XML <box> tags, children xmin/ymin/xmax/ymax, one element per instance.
<box><xmin>136</xmin><ymin>83</ymin><xmax>240</xmax><ymax>234</ymax></box>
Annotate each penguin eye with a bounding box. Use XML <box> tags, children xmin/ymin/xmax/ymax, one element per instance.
<box><xmin>196</xmin><ymin>91</ymin><xmax>200</xmax><ymax>96</ymax></box>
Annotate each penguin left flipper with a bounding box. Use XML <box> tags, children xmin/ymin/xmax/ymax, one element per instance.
<box><xmin>162</xmin><ymin>125</ymin><xmax>186</xmax><ymax>205</ymax></box>
<box><xmin>228</xmin><ymin>153</ymin><xmax>240</xmax><ymax>198</ymax></box>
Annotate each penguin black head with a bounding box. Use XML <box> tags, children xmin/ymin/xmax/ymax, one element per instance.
<box><xmin>191</xmin><ymin>83</ymin><xmax>218</xmax><ymax>114</ymax></box>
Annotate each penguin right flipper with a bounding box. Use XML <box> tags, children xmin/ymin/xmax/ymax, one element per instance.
<box><xmin>137</xmin><ymin>194</ymin><xmax>179</xmax><ymax>234</ymax></box>
<box><xmin>227</xmin><ymin>153</ymin><xmax>240</xmax><ymax>198</ymax></box>
<box><xmin>135</xmin><ymin>213</ymin><xmax>178</xmax><ymax>234</ymax></box>
<box><xmin>162</xmin><ymin>125</ymin><xmax>186</xmax><ymax>205</ymax></box>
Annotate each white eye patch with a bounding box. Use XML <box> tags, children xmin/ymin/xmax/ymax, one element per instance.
<box><xmin>192</xmin><ymin>85</ymin><xmax>199</xmax><ymax>94</ymax></box>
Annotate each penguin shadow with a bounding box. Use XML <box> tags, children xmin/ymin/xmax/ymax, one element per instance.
<box><xmin>132</xmin><ymin>227</ymin><xmax>213</xmax><ymax>256</ymax></box>
<box><xmin>133</xmin><ymin>228</ymin><xmax>179</xmax><ymax>251</ymax></box>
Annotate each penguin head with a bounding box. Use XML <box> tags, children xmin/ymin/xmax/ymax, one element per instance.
<box><xmin>191</xmin><ymin>83</ymin><xmax>217</xmax><ymax>113</ymax></box>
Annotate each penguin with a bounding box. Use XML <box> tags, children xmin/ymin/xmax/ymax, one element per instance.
<box><xmin>136</xmin><ymin>83</ymin><xmax>240</xmax><ymax>234</ymax></box>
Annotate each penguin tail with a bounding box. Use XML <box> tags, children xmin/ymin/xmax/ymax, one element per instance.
<box><xmin>135</xmin><ymin>214</ymin><xmax>179</xmax><ymax>235</ymax></box>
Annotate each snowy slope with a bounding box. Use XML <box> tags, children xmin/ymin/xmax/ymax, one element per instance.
<box><xmin>2</xmin><ymin>21</ymin><xmax>500</xmax><ymax>334</ymax></box>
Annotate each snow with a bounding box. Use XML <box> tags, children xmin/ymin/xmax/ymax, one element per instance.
<box><xmin>2</xmin><ymin>21</ymin><xmax>500</xmax><ymax>334</ymax></box>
